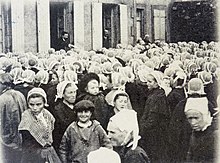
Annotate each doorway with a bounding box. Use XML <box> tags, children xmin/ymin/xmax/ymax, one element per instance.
<box><xmin>50</xmin><ymin>1</ymin><xmax>73</xmax><ymax>49</ymax></box>
<box><xmin>102</xmin><ymin>4</ymin><xmax>120</xmax><ymax>48</ymax></box>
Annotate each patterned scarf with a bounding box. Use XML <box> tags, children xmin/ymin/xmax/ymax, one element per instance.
<box><xmin>18</xmin><ymin>109</ymin><xmax>55</xmax><ymax>147</ymax></box>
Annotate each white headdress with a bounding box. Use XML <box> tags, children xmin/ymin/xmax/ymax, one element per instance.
<box><xmin>108</xmin><ymin>109</ymin><xmax>139</xmax><ymax>150</ymax></box>
<box><xmin>55</xmin><ymin>81</ymin><xmax>78</xmax><ymax>101</ymax></box>
<box><xmin>87</xmin><ymin>147</ymin><xmax>121</xmax><ymax>163</ymax></box>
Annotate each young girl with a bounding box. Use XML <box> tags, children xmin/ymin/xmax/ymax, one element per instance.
<box><xmin>76</xmin><ymin>72</ymin><xmax>110</xmax><ymax>129</ymax></box>
<box><xmin>59</xmin><ymin>100</ymin><xmax>112</xmax><ymax>163</ymax></box>
<box><xmin>18</xmin><ymin>88</ymin><xmax>61</xmax><ymax>163</ymax></box>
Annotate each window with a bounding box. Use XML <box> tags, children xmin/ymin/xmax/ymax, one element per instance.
<box><xmin>153</xmin><ymin>9</ymin><xmax>166</xmax><ymax>41</ymax></box>
<box><xmin>136</xmin><ymin>9</ymin><xmax>143</xmax><ymax>39</ymax></box>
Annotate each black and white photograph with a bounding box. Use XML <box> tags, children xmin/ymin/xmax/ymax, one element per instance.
<box><xmin>0</xmin><ymin>0</ymin><xmax>219</xmax><ymax>162</ymax></box>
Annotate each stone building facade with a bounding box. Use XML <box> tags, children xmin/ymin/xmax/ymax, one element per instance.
<box><xmin>0</xmin><ymin>0</ymin><xmax>216</xmax><ymax>53</ymax></box>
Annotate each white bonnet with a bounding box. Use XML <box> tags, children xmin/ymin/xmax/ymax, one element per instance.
<box><xmin>108</xmin><ymin>109</ymin><xmax>139</xmax><ymax>150</ymax></box>
<box><xmin>184</xmin><ymin>97</ymin><xmax>212</xmax><ymax>131</ymax></box>
<box><xmin>87</xmin><ymin>147</ymin><xmax>121</xmax><ymax>163</ymax></box>
<box><xmin>27</xmin><ymin>87</ymin><xmax>48</xmax><ymax>107</ymax></box>
<box><xmin>55</xmin><ymin>81</ymin><xmax>78</xmax><ymax>101</ymax></box>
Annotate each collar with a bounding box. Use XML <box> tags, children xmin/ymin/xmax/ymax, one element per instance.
<box><xmin>77</xmin><ymin>121</ymin><xmax>93</xmax><ymax>128</ymax></box>
<box><xmin>63</xmin><ymin>100</ymin><xmax>74</xmax><ymax>109</ymax></box>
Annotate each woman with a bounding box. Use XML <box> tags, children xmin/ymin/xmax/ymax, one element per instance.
<box><xmin>52</xmin><ymin>81</ymin><xmax>78</xmax><ymax>151</ymax></box>
<box><xmin>139</xmin><ymin>70</ymin><xmax>170</xmax><ymax>162</ymax></box>
<box><xmin>18</xmin><ymin>88</ymin><xmax>61</xmax><ymax>163</ymax></box>
<box><xmin>168</xmin><ymin>78</ymin><xmax>218</xmax><ymax>162</ymax></box>
<box><xmin>107</xmin><ymin>109</ymin><xmax>150</xmax><ymax>163</ymax></box>
<box><xmin>184</xmin><ymin>97</ymin><xmax>218</xmax><ymax>162</ymax></box>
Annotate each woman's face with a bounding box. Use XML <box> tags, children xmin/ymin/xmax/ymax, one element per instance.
<box><xmin>107</xmin><ymin>121</ymin><xmax>128</xmax><ymax>147</ymax></box>
<box><xmin>186</xmin><ymin>110</ymin><xmax>205</xmax><ymax>131</ymax></box>
<box><xmin>86</xmin><ymin>80</ymin><xmax>99</xmax><ymax>95</ymax></box>
<box><xmin>50</xmin><ymin>73</ymin><xmax>59</xmax><ymax>85</ymax></box>
<box><xmin>114</xmin><ymin>95</ymin><xmax>128</xmax><ymax>111</ymax></box>
<box><xmin>63</xmin><ymin>85</ymin><xmax>77</xmax><ymax>104</ymax></box>
<box><xmin>146</xmin><ymin>75</ymin><xmax>158</xmax><ymax>90</ymax></box>
<box><xmin>77</xmin><ymin>110</ymin><xmax>92</xmax><ymax>123</ymax></box>
<box><xmin>28</xmin><ymin>97</ymin><xmax>44</xmax><ymax>116</ymax></box>
<box><xmin>163</xmin><ymin>78</ymin><xmax>171</xmax><ymax>87</ymax></box>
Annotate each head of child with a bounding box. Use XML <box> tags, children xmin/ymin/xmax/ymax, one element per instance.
<box><xmin>113</xmin><ymin>92</ymin><xmax>129</xmax><ymax>113</ymax></box>
<box><xmin>74</xmin><ymin>100</ymin><xmax>95</xmax><ymax>124</ymax></box>
<box><xmin>85</xmin><ymin>79</ymin><xmax>99</xmax><ymax>96</ymax></box>
<box><xmin>80</xmin><ymin>73</ymin><xmax>100</xmax><ymax>96</ymax></box>
<box><xmin>27</xmin><ymin>88</ymin><xmax>48</xmax><ymax>116</ymax></box>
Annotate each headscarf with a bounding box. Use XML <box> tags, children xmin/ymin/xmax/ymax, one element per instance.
<box><xmin>63</xmin><ymin>70</ymin><xmax>78</xmax><ymax>84</ymax></box>
<box><xmin>21</xmin><ymin>70</ymin><xmax>35</xmax><ymax>83</ymax></box>
<box><xmin>55</xmin><ymin>81</ymin><xmax>78</xmax><ymax>101</ymax></box>
<box><xmin>105</xmin><ymin>90</ymin><xmax>132</xmax><ymax>110</ymax></box>
<box><xmin>139</xmin><ymin>70</ymin><xmax>163</xmax><ymax>87</ymax></box>
<box><xmin>48</xmin><ymin>60</ymin><xmax>60</xmax><ymax>71</ymax></box>
<box><xmin>27</xmin><ymin>87</ymin><xmax>49</xmax><ymax>107</ymax></box>
<box><xmin>187</xmin><ymin>78</ymin><xmax>205</xmax><ymax>95</ymax></box>
<box><xmin>108</xmin><ymin>109</ymin><xmax>139</xmax><ymax>150</ymax></box>
<box><xmin>111</xmin><ymin>72</ymin><xmax>127</xmax><ymax>90</ymax></box>
<box><xmin>35</xmin><ymin>70</ymin><xmax>49</xmax><ymax>85</ymax></box>
<box><xmin>87</xmin><ymin>147</ymin><xmax>121</xmax><ymax>163</ymax></box>
<box><xmin>184</xmin><ymin>97</ymin><xmax>212</xmax><ymax>131</ymax></box>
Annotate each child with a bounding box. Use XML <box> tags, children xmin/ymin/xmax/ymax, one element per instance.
<box><xmin>18</xmin><ymin>87</ymin><xmax>61</xmax><ymax>163</ymax></box>
<box><xmin>59</xmin><ymin>100</ymin><xmax>112</xmax><ymax>163</ymax></box>
<box><xmin>76</xmin><ymin>72</ymin><xmax>110</xmax><ymax>129</ymax></box>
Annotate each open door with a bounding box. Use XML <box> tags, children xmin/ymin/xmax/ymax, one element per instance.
<box><xmin>50</xmin><ymin>1</ymin><xmax>73</xmax><ymax>49</ymax></box>
<box><xmin>102</xmin><ymin>4</ymin><xmax>120</xmax><ymax>48</ymax></box>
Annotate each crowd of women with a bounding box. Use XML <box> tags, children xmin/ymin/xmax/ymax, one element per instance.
<box><xmin>0</xmin><ymin>39</ymin><xmax>219</xmax><ymax>163</ymax></box>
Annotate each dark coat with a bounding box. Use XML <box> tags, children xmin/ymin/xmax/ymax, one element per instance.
<box><xmin>55</xmin><ymin>37</ymin><xmax>70</xmax><ymax>51</ymax></box>
<box><xmin>204</xmin><ymin>82</ymin><xmax>218</xmax><ymax>108</ymax></box>
<box><xmin>168</xmin><ymin>94</ymin><xmax>218</xmax><ymax>162</ymax></box>
<box><xmin>114</xmin><ymin>145</ymin><xmax>150</xmax><ymax>163</ymax></box>
<box><xmin>51</xmin><ymin>101</ymin><xmax>77</xmax><ymax>151</ymax></box>
<box><xmin>139</xmin><ymin>88</ymin><xmax>170</xmax><ymax>162</ymax></box>
<box><xmin>186</xmin><ymin>124</ymin><xmax>218</xmax><ymax>163</ymax></box>
<box><xmin>167</xmin><ymin>87</ymin><xmax>186</xmax><ymax>114</ymax></box>
<box><xmin>125</xmin><ymin>82</ymin><xmax>148</xmax><ymax>121</ymax></box>
<box><xmin>0</xmin><ymin>89</ymin><xmax>27</xmax><ymax>163</ymax></box>
<box><xmin>20</xmin><ymin>131</ymin><xmax>61</xmax><ymax>163</ymax></box>
<box><xmin>14</xmin><ymin>82</ymin><xmax>34</xmax><ymax>99</ymax></box>
<box><xmin>46</xmin><ymin>84</ymin><xmax>57</xmax><ymax>113</ymax></box>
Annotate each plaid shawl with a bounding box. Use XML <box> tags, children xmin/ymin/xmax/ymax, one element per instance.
<box><xmin>18</xmin><ymin>109</ymin><xmax>55</xmax><ymax>147</ymax></box>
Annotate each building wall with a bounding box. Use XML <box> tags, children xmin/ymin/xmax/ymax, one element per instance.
<box><xmin>24</xmin><ymin>0</ymin><xmax>38</xmax><ymax>53</ymax></box>
<box><xmin>1</xmin><ymin>0</ymin><xmax>169</xmax><ymax>52</ymax></box>
<box><xmin>84</xmin><ymin>0</ymin><xmax>93</xmax><ymax>50</ymax></box>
